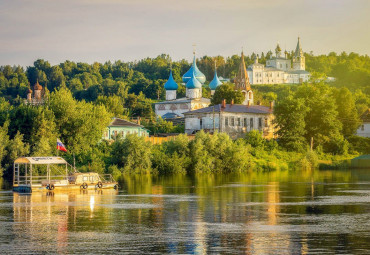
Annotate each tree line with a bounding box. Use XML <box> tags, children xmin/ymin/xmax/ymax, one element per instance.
<box><xmin>0</xmin><ymin>51</ymin><xmax>369</xmax><ymax>177</ymax></box>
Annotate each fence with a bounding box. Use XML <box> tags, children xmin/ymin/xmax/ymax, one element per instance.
<box><xmin>145</xmin><ymin>134</ymin><xmax>195</xmax><ymax>145</ymax></box>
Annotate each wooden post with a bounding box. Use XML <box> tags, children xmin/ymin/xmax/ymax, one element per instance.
<box><xmin>30</xmin><ymin>164</ymin><xmax>32</xmax><ymax>186</ymax></box>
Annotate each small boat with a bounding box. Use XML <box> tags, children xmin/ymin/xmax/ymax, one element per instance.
<box><xmin>12</xmin><ymin>157</ymin><xmax>118</xmax><ymax>193</ymax></box>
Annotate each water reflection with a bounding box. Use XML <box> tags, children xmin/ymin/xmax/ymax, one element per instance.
<box><xmin>0</xmin><ymin>169</ymin><xmax>369</xmax><ymax>254</ymax></box>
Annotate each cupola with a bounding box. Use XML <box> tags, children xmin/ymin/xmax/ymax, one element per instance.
<box><xmin>164</xmin><ymin>70</ymin><xmax>178</xmax><ymax>90</ymax></box>
<box><xmin>209</xmin><ymin>63</ymin><xmax>222</xmax><ymax>94</ymax></box>
<box><xmin>182</xmin><ymin>54</ymin><xmax>206</xmax><ymax>84</ymax></box>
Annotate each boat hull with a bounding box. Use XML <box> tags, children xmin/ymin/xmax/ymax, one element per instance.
<box><xmin>13</xmin><ymin>183</ymin><xmax>118</xmax><ymax>193</ymax></box>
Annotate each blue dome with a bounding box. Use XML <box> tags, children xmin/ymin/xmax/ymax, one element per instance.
<box><xmin>186</xmin><ymin>70</ymin><xmax>202</xmax><ymax>89</ymax></box>
<box><xmin>209</xmin><ymin>70</ymin><xmax>222</xmax><ymax>90</ymax></box>
<box><xmin>164</xmin><ymin>70</ymin><xmax>178</xmax><ymax>90</ymax></box>
<box><xmin>182</xmin><ymin>55</ymin><xmax>206</xmax><ymax>84</ymax></box>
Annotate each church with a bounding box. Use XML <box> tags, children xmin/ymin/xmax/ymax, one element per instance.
<box><xmin>183</xmin><ymin>50</ymin><xmax>275</xmax><ymax>138</ymax></box>
<box><xmin>154</xmin><ymin>52</ymin><xmax>211</xmax><ymax>119</ymax></box>
<box><xmin>25</xmin><ymin>80</ymin><xmax>44</xmax><ymax>105</ymax></box>
<box><xmin>247</xmin><ymin>37</ymin><xmax>310</xmax><ymax>84</ymax></box>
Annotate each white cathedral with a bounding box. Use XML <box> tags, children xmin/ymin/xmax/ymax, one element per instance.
<box><xmin>247</xmin><ymin>37</ymin><xmax>310</xmax><ymax>84</ymax></box>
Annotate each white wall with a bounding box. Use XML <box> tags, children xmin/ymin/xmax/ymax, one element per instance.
<box><xmin>185</xmin><ymin>111</ymin><xmax>275</xmax><ymax>138</ymax></box>
<box><xmin>356</xmin><ymin>123</ymin><xmax>370</xmax><ymax>138</ymax></box>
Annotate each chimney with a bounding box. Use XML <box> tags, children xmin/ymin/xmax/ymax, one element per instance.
<box><xmin>270</xmin><ymin>101</ymin><xmax>274</xmax><ymax>110</ymax></box>
<box><xmin>247</xmin><ymin>100</ymin><xmax>250</xmax><ymax>107</ymax></box>
<box><xmin>231</xmin><ymin>99</ymin><xmax>234</xmax><ymax>106</ymax></box>
<box><xmin>221</xmin><ymin>99</ymin><xmax>226</xmax><ymax>108</ymax></box>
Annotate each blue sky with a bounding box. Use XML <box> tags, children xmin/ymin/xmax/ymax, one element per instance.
<box><xmin>0</xmin><ymin>0</ymin><xmax>369</xmax><ymax>66</ymax></box>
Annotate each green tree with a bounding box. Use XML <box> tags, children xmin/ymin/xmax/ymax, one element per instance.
<box><xmin>274</xmin><ymin>96</ymin><xmax>308</xmax><ymax>151</ymax></box>
<box><xmin>0</xmin><ymin>122</ymin><xmax>9</xmax><ymax>176</ymax></box>
<box><xmin>334</xmin><ymin>87</ymin><xmax>360</xmax><ymax>137</ymax></box>
<box><xmin>211</xmin><ymin>83</ymin><xmax>244</xmax><ymax>105</ymax></box>
<box><xmin>111</xmin><ymin>134</ymin><xmax>152</xmax><ymax>173</ymax></box>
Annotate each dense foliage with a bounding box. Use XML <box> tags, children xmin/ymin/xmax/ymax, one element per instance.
<box><xmin>0</xmin><ymin>51</ymin><xmax>369</xmax><ymax>177</ymax></box>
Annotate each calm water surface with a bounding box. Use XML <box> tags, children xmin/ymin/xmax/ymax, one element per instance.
<box><xmin>0</xmin><ymin>169</ymin><xmax>369</xmax><ymax>254</ymax></box>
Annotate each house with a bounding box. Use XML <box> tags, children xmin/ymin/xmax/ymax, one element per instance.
<box><xmin>356</xmin><ymin>109</ymin><xmax>370</xmax><ymax>138</ymax></box>
<box><xmin>183</xmin><ymin>100</ymin><xmax>276</xmax><ymax>139</ymax></box>
<box><xmin>102</xmin><ymin>118</ymin><xmax>149</xmax><ymax>140</ymax></box>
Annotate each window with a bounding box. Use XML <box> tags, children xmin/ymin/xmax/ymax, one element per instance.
<box><xmin>244</xmin><ymin>118</ymin><xmax>248</xmax><ymax>127</ymax></box>
<box><xmin>231</xmin><ymin>117</ymin><xmax>235</xmax><ymax>127</ymax></box>
<box><xmin>200</xmin><ymin>118</ymin><xmax>203</xmax><ymax>128</ymax></box>
<box><xmin>237</xmin><ymin>118</ymin><xmax>241</xmax><ymax>126</ymax></box>
<box><xmin>264</xmin><ymin>118</ymin><xmax>268</xmax><ymax>127</ymax></box>
<box><xmin>258</xmin><ymin>118</ymin><xmax>262</xmax><ymax>129</ymax></box>
<box><xmin>361</xmin><ymin>125</ymin><xmax>365</xmax><ymax>131</ymax></box>
<box><xmin>225</xmin><ymin>117</ymin><xmax>229</xmax><ymax>126</ymax></box>
<box><xmin>250</xmin><ymin>118</ymin><xmax>254</xmax><ymax>129</ymax></box>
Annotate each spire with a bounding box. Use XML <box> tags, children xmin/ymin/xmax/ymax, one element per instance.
<box><xmin>234</xmin><ymin>50</ymin><xmax>251</xmax><ymax>91</ymax></box>
<box><xmin>295</xmin><ymin>37</ymin><xmax>302</xmax><ymax>57</ymax></box>
<box><xmin>209</xmin><ymin>61</ymin><xmax>222</xmax><ymax>90</ymax></box>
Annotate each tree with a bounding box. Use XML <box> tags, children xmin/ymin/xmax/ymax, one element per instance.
<box><xmin>334</xmin><ymin>87</ymin><xmax>360</xmax><ymax>137</ymax></box>
<box><xmin>295</xmin><ymin>84</ymin><xmax>343</xmax><ymax>150</ymax></box>
<box><xmin>111</xmin><ymin>134</ymin><xmax>152</xmax><ymax>173</ymax></box>
<box><xmin>274</xmin><ymin>96</ymin><xmax>308</xmax><ymax>151</ymax></box>
<box><xmin>211</xmin><ymin>83</ymin><xmax>244</xmax><ymax>105</ymax></box>
<box><xmin>5</xmin><ymin>131</ymin><xmax>30</xmax><ymax>175</ymax></box>
<box><xmin>0</xmin><ymin>122</ymin><xmax>9</xmax><ymax>176</ymax></box>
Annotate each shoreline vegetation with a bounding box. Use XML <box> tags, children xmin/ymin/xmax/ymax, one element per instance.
<box><xmin>0</xmin><ymin>51</ymin><xmax>370</xmax><ymax>179</ymax></box>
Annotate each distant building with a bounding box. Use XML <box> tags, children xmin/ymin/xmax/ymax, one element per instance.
<box><xmin>154</xmin><ymin>52</ymin><xmax>211</xmax><ymax>119</ymax></box>
<box><xmin>247</xmin><ymin>38</ymin><xmax>310</xmax><ymax>84</ymax></box>
<box><xmin>356</xmin><ymin>109</ymin><xmax>370</xmax><ymax>138</ymax></box>
<box><xmin>25</xmin><ymin>80</ymin><xmax>44</xmax><ymax>105</ymax></box>
<box><xmin>184</xmin><ymin>101</ymin><xmax>276</xmax><ymax>139</ymax></box>
<box><xmin>102</xmin><ymin>118</ymin><xmax>149</xmax><ymax>140</ymax></box>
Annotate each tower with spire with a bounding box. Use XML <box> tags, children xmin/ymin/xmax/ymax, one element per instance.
<box><xmin>235</xmin><ymin>50</ymin><xmax>253</xmax><ymax>105</ymax></box>
<box><xmin>292</xmin><ymin>37</ymin><xmax>305</xmax><ymax>70</ymax></box>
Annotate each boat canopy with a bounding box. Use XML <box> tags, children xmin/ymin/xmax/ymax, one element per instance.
<box><xmin>14</xmin><ymin>157</ymin><xmax>68</xmax><ymax>165</ymax></box>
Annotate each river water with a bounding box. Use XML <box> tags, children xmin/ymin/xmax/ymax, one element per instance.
<box><xmin>0</xmin><ymin>169</ymin><xmax>369</xmax><ymax>254</ymax></box>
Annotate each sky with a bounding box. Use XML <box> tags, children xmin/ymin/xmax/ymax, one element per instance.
<box><xmin>0</xmin><ymin>0</ymin><xmax>369</xmax><ymax>66</ymax></box>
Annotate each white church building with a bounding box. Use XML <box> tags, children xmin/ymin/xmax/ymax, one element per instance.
<box><xmin>154</xmin><ymin>53</ymin><xmax>211</xmax><ymax>119</ymax></box>
<box><xmin>247</xmin><ymin>37</ymin><xmax>310</xmax><ymax>84</ymax></box>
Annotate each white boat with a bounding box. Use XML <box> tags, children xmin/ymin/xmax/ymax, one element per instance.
<box><xmin>12</xmin><ymin>157</ymin><xmax>118</xmax><ymax>193</ymax></box>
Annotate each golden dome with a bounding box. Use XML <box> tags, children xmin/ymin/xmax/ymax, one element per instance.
<box><xmin>34</xmin><ymin>80</ymin><xmax>42</xmax><ymax>90</ymax></box>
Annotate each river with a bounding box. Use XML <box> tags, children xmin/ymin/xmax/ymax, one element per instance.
<box><xmin>0</xmin><ymin>169</ymin><xmax>369</xmax><ymax>254</ymax></box>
